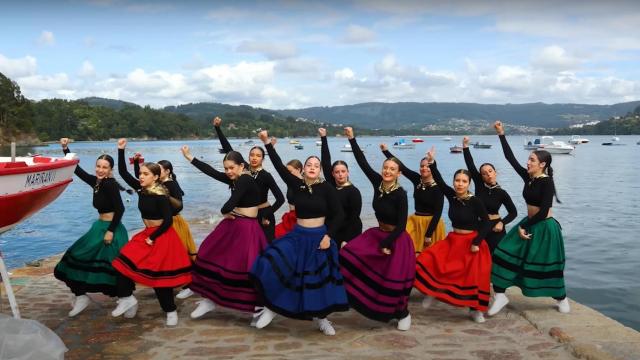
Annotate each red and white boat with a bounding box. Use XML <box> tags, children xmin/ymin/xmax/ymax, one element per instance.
<box><xmin>411</xmin><ymin>138</ymin><xmax>424</xmax><ymax>143</ymax></box>
<box><xmin>0</xmin><ymin>154</ymin><xmax>79</xmax><ymax>234</ymax></box>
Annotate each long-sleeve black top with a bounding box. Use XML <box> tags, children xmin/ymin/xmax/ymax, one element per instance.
<box><xmin>320</xmin><ymin>136</ymin><xmax>363</xmax><ymax>242</ymax></box>
<box><xmin>499</xmin><ymin>135</ymin><xmax>555</xmax><ymax>231</ymax></box>
<box><xmin>382</xmin><ymin>149</ymin><xmax>444</xmax><ymax>239</ymax></box>
<box><xmin>134</xmin><ymin>162</ymin><xmax>184</xmax><ymax>216</ymax></box>
<box><xmin>118</xmin><ymin>149</ymin><xmax>173</xmax><ymax>240</ymax></box>
<box><xmin>64</xmin><ymin>147</ymin><xmax>124</xmax><ymax>232</ymax></box>
<box><xmin>190</xmin><ymin>158</ymin><xmax>262</xmax><ymax>213</ymax></box>
<box><xmin>463</xmin><ymin>147</ymin><xmax>517</xmax><ymax>225</ymax></box>
<box><xmin>349</xmin><ymin>138</ymin><xmax>408</xmax><ymax>249</ymax></box>
<box><xmin>215</xmin><ymin>125</ymin><xmax>285</xmax><ymax>219</ymax></box>
<box><xmin>429</xmin><ymin>161</ymin><xmax>490</xmax><ymax>246</ymax></box>
<box><xmin>265</xmin><ymin>142</ymin><xmax>344</xmax><ymax>239</ymax></box>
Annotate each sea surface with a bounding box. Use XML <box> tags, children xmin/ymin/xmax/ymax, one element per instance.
<box><xmin>1</xmin><ymin>135</ymin><xmax>639</xmax><ymax>330</ymax></box>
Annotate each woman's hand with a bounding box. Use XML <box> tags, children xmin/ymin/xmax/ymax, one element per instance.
<box><xmin>379</xmin><ymin>143</ymin><xmax>388</xmax><ymax>151</ymax></box>
<box><xmin>470</xmin><ymin>245</ymin><xmax>480</xmax><ymax>253</ymax></box>
<box><xmin>270</xmin><ymin>137</ymin><xmax>277</xmax><ymax>146</ymax></box>
<box><xmin>222</xmin><ymin>213</ymin><xmax>236</xmax><ymax>220</ymax></box>
<box><xmin>494</xmin><ymin>121</ymin><xmax>505</xmax><ymax>135</ymax></box>
<box><xmin>261</xmin><ymin>218</ymin><xmax>270</xmax><ymax>225</ymax></box>
<box><xmin>381</xmin><ymin>247</ymin><xmax>392</xmax><ymax>255</ymax></box>
<box><xmin>145</xmin><ymin>237</ymin><xmax>154</xmax><ymax>246</ymax></box>
<box><xmin>103</xmin><ymin>231</ymin><xmax>113</xmax><ymax>245</ymax></box>
<box><xmin>462</xmin><ymin>136</ymin><xmax>470</xmax><ymax>148</ymax></box>
<box><xmin>344</xmin><ymin>127</ymin><xmax>354</xmax><ymax>139</ymax></box>
<box><xmin>133</xmin><ymin>152</ymin><xmax>142</xmax><ymax>161</ymax></box>
<box><xmin>181</xmin><ymin>145</ymin><xmax>194</xmax><ymax>162</ymax></box>
<box><xmin>60</xmin><ymin>138</ymin><xmax>69</xmax><ymax>149</ymax></box>
<box><xmin>213</xmin><ymin>116</ymin><xmax>222</xmax><ymax>127</ymax></box>
<box><xmin>318</xmin><ymin>235</ymin><xmax>331</xmax><ymax>250</ymax></box>
<box><xmin>318</xmin><ymin>127</ymin><xmax>327</xmax><ymax>137</ymax></box>
<box><xmin>426</xmin><ymin>146</ymin><xmax>436</xmax><ymax>164</ymax></box>
<box><xmin>117</xmin><ymin>138</ymin><xmax>127</xmax><ymax>149</ymax></box>
<box><xmin>424</xmin><ymin>237</ymin><xmax>432</xmax><ymax>248</ymax></box>
<box><xmin>518</xmin><ymin>226</ymin><xmax>532</xmax><ymax>240</ymax></box>
<box><xmin>258</xmin><ymin>130</ymin><xmax>269</xmax><ymax>144</ymax></box>
<box><xmin>492</xmin><ymin>221</ymin><xmax>504</xmax><ymax>232</ymax></box>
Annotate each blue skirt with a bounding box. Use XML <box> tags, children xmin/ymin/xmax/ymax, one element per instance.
<box><xmin>249</xmin><ymin>224</ymin><xmax>349</xmax><ymax>320</ymax></box>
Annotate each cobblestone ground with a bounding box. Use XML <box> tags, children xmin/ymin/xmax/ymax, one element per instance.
<box><xmin>5</xmin><ymin>257</ymin><xmax>577</xmax><ymax>360</ymax></box>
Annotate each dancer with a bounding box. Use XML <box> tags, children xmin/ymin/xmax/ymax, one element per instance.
<box><xmin>112</xmin><ymin>139</ymin><xmax>192</xmax><ymax>326</ymax></box>
<box><xmin>250</xmin><ymin>130</ymin><xmax>348</xmax><ymax>336</ymax></box>
<box><xmin>54</xmin><ymin>138</ymin><xmax>130</xmax><ymax>317</ymax></box>
<box><xmin>414</xmin><ymin>147</ymin><xmax>491</xmax><ymax>323</ymax></box>
<box><xmin>180</xmin><ymin>146</ymin><xmax>268</xmax><ymax>322</ymax></box>
<box><xmin>488</xmin><ymin>121</ymin><xmax>569</xmax><ymax>315</ymax></box>
<box><xmin>319</xmin><ymin>128</ymin><xmax>363</xmax><ymax>247</ymax></box>
<box><xmin>274</xmin><ymin>157</ymin><xmax>302</xmax><ymax>238</ymax></box>
<box><xmin>214</xmin><ymin>117</ymin><xmax>284</xmax><ymax>241</ymax></box>
<box><xmin>339</xmin><ymin>127</ymin><xmax>415</xmax><ymax>330</ymax></box>
<box><xmin>462</xmin><ymin>136</ymin><xmax>517</xmax><ymax>253</ymax></box>
<box><xmin>380</xmin><ymin>143</ymin><xmax>445</xmax><ymax>254</ymax></box>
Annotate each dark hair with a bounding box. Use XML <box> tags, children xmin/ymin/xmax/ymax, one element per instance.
<box><xmin>331</xmin><ymin>160</ymin><xmax>349</xmax><ymax>171</ymax></box>
<box><xmin>158</xmin><ymin>159</ymin><xmax>184</xmax><ymax>196</ymax></box>
<box><xmin>383</xmin><ymin>157</ymin><xmax>402</xmax><ymax>168</ymax></box>
<box><xmin>142</xmin><ymin>162</ymin><xmax>162</xmax><ymax>178</ymax></box>
<box><xmin>249</xmin><ymin>146</ymin><xmax>265</xmax><ymax>159</ymax></box>
<box><xmin>286</xmin><ymin>159</ymin><xmax>303</xmax><ymax>171</ymax></box>
<box><xmin>95</xmin><ymin>154</ymin><xmax>132</xmax><ymax>194</ymax></box>
<box><xmin>479</xmin><ymin>163</ymin><xmax>496</xmax><ymax>172</ymax></box>
<box><xmin>304</xmin><ymin>155</ymin><xmax>321</xmax><ymax>166</ymax></box>
<box><xmin>223</xmin><ymin>150</ymin><xmax>246</xmax><ymax>166</ymax></box>
<box><xmin>532</xmin><ymin>150</ymin><xmax>561</xmax><ymax>203</ymax></box>
<box><xmin>453</xmin><ymin>169</ymin><xmax>472</xmax><ymax>182</ymax></box>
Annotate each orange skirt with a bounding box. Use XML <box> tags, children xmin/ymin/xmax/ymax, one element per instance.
<box><xmin>406</xmin><ymin>214</ymin><xmax>446</xmax><ymax>254</ymax></box>
<box><xmin>173</xmin><ymin>214</ymin><xmax>197</xmax><ymax>261</ymax></box>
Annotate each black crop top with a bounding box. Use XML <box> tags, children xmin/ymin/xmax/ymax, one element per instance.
<box><xmin>118</xmin><ymin>149</ymin><xmax>172</xmax><ymax>240</ymax></box>
<box><xmin>64</xmin><ymin>147</ymin><xmax>124</xmax><ymax>233</ymax></box>
<box><xmin>265</xmin><ymin>143</ymin><xmax>344</xmax><ymax>239</ymax></box>
<box><xmin>499</xmin><ymin>135</ymin><xmax>555</xmax><ymax>231</ymax></box>
<box><xmin>320</xmin><ymin>136</ymin><xmax>364</xmax><ymax>242</ymax></box>
<box><xmin>190</xmin><ymin>158</ymin><xmax>262</xmax><ymax>213</ymax></box>
<box><xmin>463</xmin><ymin>147</ymin><xmax>517</xmax><ymax>225</ymax></box>
<box><xmin>215</xmin><ymin>126</ymin><xmax>285</xmax><ymax>219</ymax></box>
<box><xmin>382</xmin><ymin>149</ymin><xmax>444</xmax><ymax>239</ymax></box>
<box><xmin>349</xmin><ymin>138</ymin><xmax>408</xmax><ymax>249</ymax></box>
<box><xmin>134</xmin><ymin>161</ymin><xmax>184</xmax><ymax>216</ymax></box>
<box><xmin>429</xmin><ymin>161</ymin><xmax>490</xmax><ymax>246</ymax></box>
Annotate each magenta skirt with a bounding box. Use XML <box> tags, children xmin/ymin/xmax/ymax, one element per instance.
<box><xmin>339</xmin><ymin>227</ymin><xmax>416</xmax><ymax>322</ymax></box>
<box><xmin>190</xmin><ymin>217</ymin><xmax>267</xmax><ymax>312</ymax></box>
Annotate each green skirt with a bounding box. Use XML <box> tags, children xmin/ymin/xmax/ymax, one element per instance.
<box><xmin>54</xmin><ymin>220</ymin><xmax>129</xmax><ymax>296</ymax></box>
<box><xmin>491</xmin><ymin>217</ymin><xmax>566</xmax><ymax>298</ymax></box>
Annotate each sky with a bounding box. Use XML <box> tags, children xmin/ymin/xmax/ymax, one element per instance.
<box><xmin>1</xmin><ymin>0</ymin><xmax>640</xmax><ymax>109</ymax></box>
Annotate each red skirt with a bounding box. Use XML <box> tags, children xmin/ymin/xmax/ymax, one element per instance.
<box><xmin>275</xmin><ymin>210</ymin><xmax>297</xmax><ymax>238</ymax></box>
<box><xmin>414</xmin><ymin>231</ymin><xmax>491</xmax><ymax>311</ymax></box>
<box><xmin>112</xmin><ymin>226</ymin><xmax>192</xmax><ymax>288</ymax></box>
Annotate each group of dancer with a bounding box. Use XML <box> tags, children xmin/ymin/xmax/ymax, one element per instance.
<box><xmin>53</xmin><ymin>119</ymin><xmax>569</xmax><ymax>334</ymax></box>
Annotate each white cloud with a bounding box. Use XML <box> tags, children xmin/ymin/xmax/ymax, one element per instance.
<box><xmin>342</xmin><ymin>25</ymin><xmax>376</xmax><ymax>44</ymax></box>
<box><xmin>79</xmin><ymin>61</ymin><xmax>96</xmax><ymax>77</ymax></box>
<box><xmin>275</xmin><ymin>57</ymin><xmax>323</xmax><ymax>74</ymax></box>
<box><xmin>531</xmin><ymin>45</ymin><xmax>581</xmax><ymax>72</ymax></box>
<box><xmin>334</xmin><ymin>68</ymin><xmax>355</xmax><ymax>81</ymax></box>
<box><xmin>236</xmin><ymin>40</ymin><xmax>298</xmax><ymax>60</ymax></box>
<box><xmin>0</xmin><ymin>54</ymin><xmax>37</xmax><ymax>78</ymax></box>
<box><xmin>37</xmin><ymin>31</ymin><xmax>55</xmax><ymax>46</ymax></box>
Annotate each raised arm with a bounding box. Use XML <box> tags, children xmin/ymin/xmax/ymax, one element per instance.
<box><xmin>319</xmin><ymin>129</ymin><xmax>336</xmax><ymax>187</ymax></box>
<box><xmin>494</xmin><ymin>121</ymin><xmax>528</xmax><ymax>181</ymax></box>
<box><xmin>181</xmin><ymin>145</ymin><xmax>232</xmax><ymax>185</ymax></box>
<box><xmin>346</xmin><ymin>127</ymin><xmax>381</xmax><ymax>186</ymax></box>
<box><xmin>259</xmin><ymin>130</ymin><xmax>299</xmax><ymax>187</ymax></box>
<box><xmin>213</xmin><ymin>116</ymin><xmax>233</xmax><ymax>153</ymax></box>
<box><xmin>462</xmin><ymin>137</ymin><xmax>482</xmax><ymax>187</ymax></box>
<box><xmin>381</xmin><ymin>144</ymin><xmax>420</xmax><ymax>185</ymax></box>
<box><xmin>426</xmin><ymin>148</ymin><xmax>455</xmax><ymax>201</ymax></box>
<box><xmin>133</xmin><ymin>153</ymin><xmax>142</xmax><ymax>179</ymax></box>
<box><xmin>379</xmin><ymin>189</ymin><xmax>409</xmax><ymax>252</ymax></box>
<box><xmin>117</xmin><ymin>139</ymin><xmax>141</xmax><ymax>190</ymax></box>
<box><xmin>62</xmin><ymin>146</ymin><xmax>96</xmax><ymax>186</ymax></box>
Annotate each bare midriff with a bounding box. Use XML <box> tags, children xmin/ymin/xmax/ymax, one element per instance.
<box><xmin>527</xmin><ymin>205</ymin><xmax>552</xmax><ymax>219</ymax></box>
<box><xmin>297</xmin><ymin>217</ymin><xmax>325</xmax><ymax>228</ymax></box>
<box><xmin>99</xmin><ymin>212</ymin><xmax>114</xmax><ymax>221</ymax></box>
<box><xmin>453</xmin><ymin>228</ymin><xmax>474</xmax><ymax>234</ymax></box>
<box><xmin>233</xmin><ymin>206</ymin><xmax>259</xmax><ymax>218</ymax></box>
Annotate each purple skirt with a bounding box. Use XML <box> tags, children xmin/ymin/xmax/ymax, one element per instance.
<box><xmin>190</xmin><ymin>217</ymin><xmax>267</xmax><ymax>312</ymax></box>
<box><xmin>339</xmin><ymin>227</ymin><xmax>416</xmax><ymax>322</ymax></box>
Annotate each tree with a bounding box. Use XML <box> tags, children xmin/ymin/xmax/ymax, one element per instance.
<box><xmin>0</xmin><ymin>72</ymin><xmax>33</xmax><ymax>134</ymax></box>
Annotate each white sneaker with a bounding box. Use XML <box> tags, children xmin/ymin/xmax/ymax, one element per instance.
<box><xmin>250</xmin><ymin>307</ymin><xmax>264</xmax><ymax>327</ymax></box>
<box><xmin>255</xmin><ymin>307</ymin><xmax>277</xmax><ymax>329</ymax></box>
<box><xmin>112</xmin><ymin>296</ymin><xmax>138</xmax><ymax>317</ymax></box>
<box><xmin>421</xmin><ymin>296</ymin><xmax>434</xmax><ymax>309</ymax></box>
<box><xmin>166</xmin><ymin>311</ymin><xmax>178</xmax><ymax>326</ymax></box>
<box><xmin>557</xmin><ymin>298</ymin><xmax>571</xmax><ymax>314</ymax></box>
<box><xmin>315</xmin><ymin>318</ymin><xmax>336</xmax><ymax>336</ymax></box>
<box><xmin>397</xmin><ymin>314</ymin><xmax>411</xmax><ymax>331</ymax></box>
<box><xmin>69</xmin><ymin>295</ymin><xmax>91</xmax><ymax>317</ymax></box>
<box><xmin>487</xmin><ymin>293</ymin><xmax>509</xmax><ymax>316</ymax></box>
<box><xmin>190</xmin><ymin>299</ymin><xmax>216</xmax><ymax>319</ymax></box>
<box><xmin>176</xmin><ymin>288</ymin><xmax>194</xmax><ymax>300</ymax></box>
<box><xmin>470</xmin><ymin>310</ymin><xmax>486</xmax><ymax>323</ymax></box>
<box><xmin>123</xmin><ymin>302</ymin><xmax>138</xmax><ymax>318</ymax></box>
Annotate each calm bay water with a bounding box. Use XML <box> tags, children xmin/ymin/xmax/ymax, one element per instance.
<box><xmin>1</xmin><ymin>135</ymin><xmax>639</xmax><ymax>330</ymax></box>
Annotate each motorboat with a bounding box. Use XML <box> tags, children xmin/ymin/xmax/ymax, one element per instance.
<box><xmin>411</xmin><ymin>138</ymin><xmax>424</xmax><ymax>143</ymax></box>
<box><xmin>316</xmin><ymin>140</ymin><xmax>322</xmax><ymax>146</ymax></box>
<box><xmin>449</xmin><ymin>145</ymin><xmax>463</xmax><ymax>153</ymax></box>
<box><xmin>568</xmin><ymin>135</ymin><xmax>590</xmax><ymax>145</ymax></box>
<box><xmin>393</xmin><ymin>139</ymin><xmax>415</xmax><ymax>149</ymax></box>
<box><xmin>289</xmin><ymin>139</ymin><xmax>300</xmax><ymax>144</ymax></box>
<box><xmin>524</xmin><ymin>138</ymin><xmax>541</xmax><ymax>150</ymax></box>
<box><xmin>442</xmin><ymin>136</ymin><xmax>452</xmax><ymax>141</ymax></box>
<box><xmin>472</xmin><ymin>142</ymin><xmax>492</xmax><ymax>149</ymax></box>
<box><xmin>536</xmin><ymin>136</ymin><xmax>575</xmax><ymax>154</ymax></box>
<box><xmin>340</xmin><ymin>144</ymin><xmax>352</xmax><ymax>152</ymax></box>
<box><xmin>602</xmin><ymin>136</ymin><xmax>625</xmax><ymax>146</ymax></box>
<box><xmin>293</xmin><ymin>144</ymin><xmax>304</xmax><ymax>150</ymax></box>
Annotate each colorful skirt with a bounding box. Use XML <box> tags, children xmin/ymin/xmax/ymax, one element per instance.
<box><xmin>190</xmin><ymin>217</ymin><xmax>267</xmax><ymax>312</ymax></box>
<box><xmin>249</xmin><ymin>224</ymin><xmax>349</xmax><ymax>320</ymax></box>
<box><xmin>54</xmin><ymin>220</ymin><xmax>129</xmax><ymax>297</ymax></box>
<box><xmin>339</xmin><ymin>227</ymin><xmax>416</xmax><ymax>322</ymax></box>
<box><xmin>275</xmin><ymin>210</ymin><xmax>297</xmax><ymax>238</ymax></box>
<box><xmin>112</xmin><ymin>226</ymin><xmax>192</xmax><ymax>288</ymax></box>
<box><xmin>414</xmin><ymin>231</ymin><xmax>491</xmax><ymax>311</ymax></box>
<box><xmin>406</xmin><ymin>214</ymin><xmax>446</xmax><ymax>254</ymax></box>
<box><xmin>173</xmin><ymin>214</ymin><xmax>197</xmax><ymax>261</ymax></box>
<box><xmin>491</xmin><ymin>217</ymin><xmax>565</xmax><ymax>298</ymax></box>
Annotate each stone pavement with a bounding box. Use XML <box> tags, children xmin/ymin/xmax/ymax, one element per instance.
<box><xmin>2</xmin><ymin>256</ymin><xmax>638</xmax><ymax>360</ymax></box>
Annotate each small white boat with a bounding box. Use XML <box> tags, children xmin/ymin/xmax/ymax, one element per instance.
<box><xmin>289</xmin><ymin>139</ymin><xmax>300</xmax><ymax>144</ymax></box>
<box><xmin>472</xmin><ymin>142</ymin><xmax>492</xmax><ymax>149</ymax></box>
<box><xmin>393</xmin><ymin>139</ymin><xmax>415</xmax><ymax>149</ymax></box>
<box><xmin>537</xmin><ymin>136</ymin><xmax>574</xmax><ymax>154</ymax></box>
<box><xmin>449</xmin><ymin>146</ymin><xmax>463</xmax><ymax>153</ymax></box>
<box><xmin>524</xmin><ymin>138</ymin><xmax>541</xmax><ymax>150</ymax></box>
<box><xmin>442</xmin><ymin>136</ymin><xmax>452</xmax><ymax>141</ymax></box>
<box><xmin>568</xmin><ymin>135</ymin><xmax>590</xmax><ymax>145</ymax></box>
<box><xmin>315</xmin><ymin>141</ymin><xmax>322</xmax><ymax>146</ymax></box>
<box><xmin>411</xmin><ymin>138</ymin><xmax>424</xmax><ymax>143</ymax></box>
<box><xmin>602</xmin><ymin>136</ymin><xmax>626</xmax><ymax>146</ymax></box>
<box><xmin>340</xmin><ymin>144</ymin><xmax>353</xmax><ymax>152</ymax></box>
<box><xmin>293</xmin><ymin>144</ymin><xmax>304</xmax><ymax>150</ymax></box>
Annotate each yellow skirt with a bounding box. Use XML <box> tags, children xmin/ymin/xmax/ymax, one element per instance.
<box><xmin>406</xmin><ymin>214</ymin><xmax>446</xmax><ymax>254</ymax></box>
<box><xmin>173</xmin><ymin>214</ymin><xmax>197</xmax><ymax>261</ymax></box>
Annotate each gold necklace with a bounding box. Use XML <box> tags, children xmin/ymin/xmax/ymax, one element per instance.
<box><xmin>378</xmin><ymin>180</ymin><xmax>400</xmax><ymax>198</ymax></box>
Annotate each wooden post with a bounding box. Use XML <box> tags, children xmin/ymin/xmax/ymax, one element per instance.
<box><xmin>11</xmin><ymin>141</ymin><xmax>16</xmax><ymax>162</ymax></box>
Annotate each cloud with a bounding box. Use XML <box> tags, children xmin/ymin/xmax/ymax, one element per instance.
<box><xmin>275</xmin><ymin>57</ymin><xmax>323</xmax><ymax>74</ymax></box>
<box><xmin>236</xmin><ymin>40</ymin><xmax>298</xmax><ymax>60</ymax></box>
<box><xmin>125</xmin><ymin>3</ymin><xmax>174</xmax><ymax>13</ymax></box>
<box><xmin>79</xmin><ymin>61</ymin><xmax>96</xmax><ymax>77</ymax></box>
<box><xmin>334</xmin><ymin>68</ymin><xmax>356</xmax><ymax>81</ymax></box>
<box><xmin>0</xmin><ymin>54</ymin><xmax>37</xmax><ymax>78</ymax></box>
<box><xmin>531</xmin><ymin>45</ymin><xmax>581</xmax><ymax>72</ymax></box>
<box><xmin>342</xmin><ymin>25</ymin><xmax>376</xmax><ymax>44</ymax></box>
<box><xmin>37</xmin><ymin>31</ymin><xmax>55</xmax><ymax>46</ymax></box>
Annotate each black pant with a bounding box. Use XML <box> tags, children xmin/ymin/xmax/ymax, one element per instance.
<box><xmin>116</xmin><ymin>275</ymin><xmax>176</xmax><ymax>312</ymax></box>
<box><xmin>493</xmin><ymin>285</ymin><xmax>566</xmax><ymax>301</ymax></box>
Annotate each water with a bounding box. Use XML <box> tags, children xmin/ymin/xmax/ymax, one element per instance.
<box><xmin>1</xmin><ymin>135</ymin><xmax>639</xmax><ymax>330</ymax></box>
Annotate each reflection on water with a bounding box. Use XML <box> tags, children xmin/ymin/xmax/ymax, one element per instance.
<box><xmin>1</xmin><ymin>136</ymin><xmax>639</xmax><ymax>330</ymax></box>
<box><xmin>0</xmin><ymin>145</ymin><xmax>36</xmax><ymax>157</ymax></box>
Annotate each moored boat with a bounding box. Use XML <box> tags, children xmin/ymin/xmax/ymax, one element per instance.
<box><xmin>569</xmin><ymin>135</ymin><xmax>590</xmax><ymax>145</ymax></box>
<box><xmin>393</xmin><ymin>139</ymin><xmax>415</xmax><ymax>149</ymax></box>
<box><xmin>449</xmin><ymin>145</ymin><xmax>463</xmax><ymax>153</ymax></box>
<box><xmin>602</xmin><ymin>136</ymin><xmax>626</xmax><ymax>146</ymax></box>
<box><xmin>472</xmin><ymin>142</ymin><xmax>492</xmax><ymax>149</ymax></box>
<box><xmin>411</xmin><ymin>138</ymin><xmax>424</xmax><ymax>143</ymax></box>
